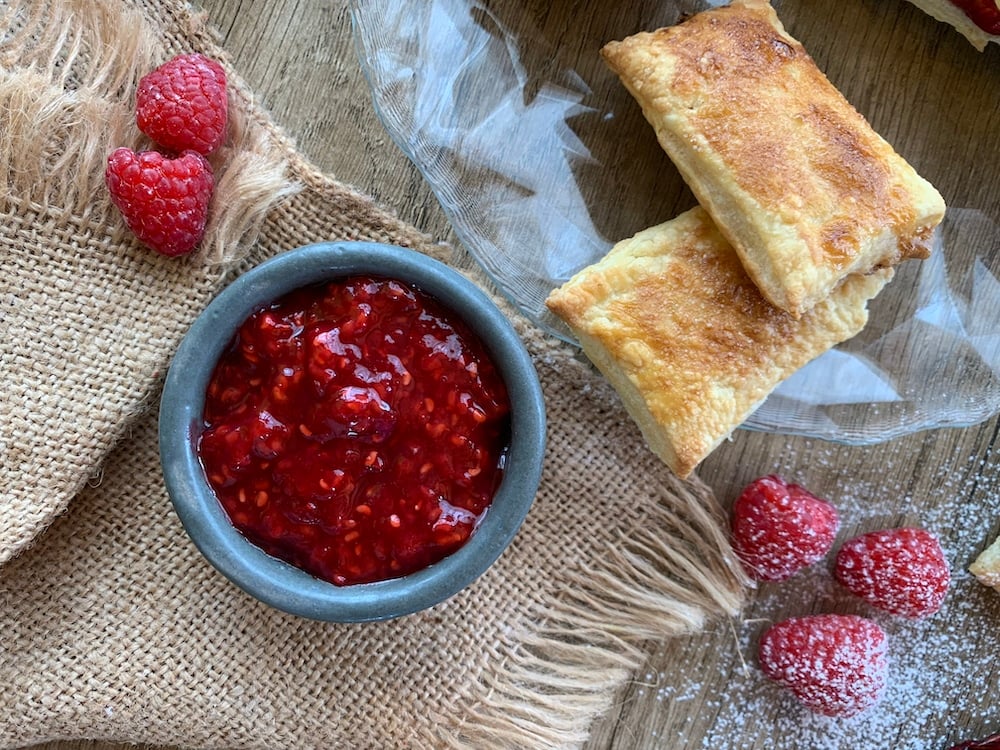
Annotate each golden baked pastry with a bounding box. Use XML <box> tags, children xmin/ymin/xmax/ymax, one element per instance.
<box><xmin>601</xmin><ymin>0</ymin><xmax>945</xmax><ymax>317</ymax></box>
<box><xmin>545</xmin><ymin>206</ymin><xmax>892</xmax><ymax>479</ymax></box>
<box><xmin>971</xmin><ymin>534</ymin><xmax>1000</xmax><ymax>591</ymax></box>
<box><xmin>905</xmin><ymin>0</ymin><xmax>999</xmax><ymax>50</ymax></box>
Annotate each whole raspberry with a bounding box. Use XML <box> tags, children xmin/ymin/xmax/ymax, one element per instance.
<box><xmin>834</xmin><ymin>527</ymin><xmax>951</xmax><ymax>618</ymax></box>
<box><xmin>105</xmin><ymin>147</ymin><xmax>215</xmax><ymax>257</ymax></box>
<box><xmin>730</xmin><ymin>475</ymin><xmax>839</xmax><ymax>581</ymax></box>
<box><xmin>136</xmin><ymin>53</ymin><xmax>228</xmax><ymax>155</ymax></box>
<box><xmin>758</xmin><ymin>614</ymin><xmax>888</xmax><ymax>718</ymax></box>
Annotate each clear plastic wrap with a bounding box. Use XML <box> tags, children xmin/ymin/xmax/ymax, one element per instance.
<box><xmin>350</xmin><ymin>0</ymin><xmax>1000</xmax><ymax>443</ymax></box>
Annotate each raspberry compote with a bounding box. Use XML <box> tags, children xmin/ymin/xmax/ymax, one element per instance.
<box><xmin>198</xmin><ymin>276</ymin><xmax>512</xmax><ymax>586</ymax></box>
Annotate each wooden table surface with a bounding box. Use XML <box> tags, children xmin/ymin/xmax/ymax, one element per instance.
<box><xmin>36</xmin><ymin>0</ymin><xmax>999</xmax><ymax>747</ymax></box>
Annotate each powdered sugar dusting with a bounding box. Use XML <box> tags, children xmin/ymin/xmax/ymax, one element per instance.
<box><xmin>635</xmin><ymin>442</ymin><xmax>1000</xmax><ymax>748</ymax></box>
<box><xmin>834</xmin><ymin>528</ymin><xmax>951</xmax><ymax>617</ymax></box>
<box><xmin>758</xmin><ymin>614</ymin><xmax>887</xmax><ymax>718</ymax></box>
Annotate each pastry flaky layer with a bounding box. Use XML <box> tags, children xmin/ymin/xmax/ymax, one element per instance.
<box><xmin>601</xmin><ymin>0</ymin><xmax>945</xmax><ymax>317</ymax></box>
<box><xmin>545</xmin><ymin>207</ymin><xmax>892</xmax><ymax>479</ymax></box>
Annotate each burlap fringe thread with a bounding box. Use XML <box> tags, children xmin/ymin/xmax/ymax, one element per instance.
<box><xmin>0</xmin><ymin>0</ymin><xmax>298</xmax><ymax>267</ymax></box>
<box><xmin>0</xmin><ymin>0</ymin><xmax>298</xmax><ymax>565</ymax></box>
<box><xmin>0</xmin><ymin>1</ymin><xmax>749</xmax><ymax>746</ymax></box>
<box><xmin>434</xmin><ymin>339</ymin><xmax>747</xmax><ymax>748</ymax></box>
<box><xmin>442</xmin><ymin>511</ymin><xmax>745</xmax><ymax>748</ymax></box>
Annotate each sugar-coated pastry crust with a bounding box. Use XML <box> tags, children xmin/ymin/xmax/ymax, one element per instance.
<box><xmin>601</xmin><ymin>0</ymin><xmax>945</xmax><ymax>317</ymax></box>
<box><xmin>545</xmin><ymin>207</ymin><xmax>892</xmax><ymax>479</ymax></box>
<box><xmin>905</xmin><ymin>0</ymin><xmax>999</xmax><ymax>50</ymax></box>
<box><xmin>971</xmin><ymin>534</ymin><xmax>1000</xmax><ymax>591</ymax></box>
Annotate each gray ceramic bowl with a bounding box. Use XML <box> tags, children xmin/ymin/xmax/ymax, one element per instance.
<box><xmin>159</xmin><ymin>241</ymin><xmax>545</xmax><ymax>622</ymax></box>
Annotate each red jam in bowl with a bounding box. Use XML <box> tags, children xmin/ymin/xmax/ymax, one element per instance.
<box><xmin>198</xmin><ymin>275</ymin><xmax>511</xmax><ymax>586</ymax></box>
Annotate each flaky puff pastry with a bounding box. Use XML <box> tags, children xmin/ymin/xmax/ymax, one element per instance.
<box><xmin>545</xmin><ymin>207</ymin><xmax>892</xmax><ymax>478</ymax></box>
<box><xmin>601</xmin><ymin>0</ymin><xmax>944</xmax><ymax>317</ymax></box>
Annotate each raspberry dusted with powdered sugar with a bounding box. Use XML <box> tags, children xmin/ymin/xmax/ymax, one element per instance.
<box><xmin>730</xmin><ymin>475</ymin><xmax>839</xmax><ymax>581</ymax></box>
<box><xmin>834</xmin><ymin>527</ymin><xmax>951</xmax><ymax>618</ymax></box>
<box><xmin>758</xmin><ymin>613</ymin><xmax>888</xmax><ymax>718</ymax></box>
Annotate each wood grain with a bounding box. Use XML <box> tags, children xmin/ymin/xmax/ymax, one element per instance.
<box><xmin>32</xmin><ymin>0</ymin><xmax>999</xmax><ymax>747</ymax></box>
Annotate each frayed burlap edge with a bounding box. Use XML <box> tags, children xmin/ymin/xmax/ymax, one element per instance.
<box><xmin>0</xmin><ymin>0</ymin><xmax>301</xmax><ymax>266</ymax></box>
<box><xmin>440</xmin><ymin>494</ymin><xmax>746</xmax><ymax>748</ymax></box>
<box><xmin>0</xmin><ymin>0</ymin><xmax>300</xmax><ymax>564</ymax></box>
<box><xmin>424</xmin><ymin>332</ymin><xmax>749</xmax><ymax>749</ymax></box>
<box><xmin>1</xmin><ymin>0</ymin><xmax>749</xmax><ymax>747</ymax></box>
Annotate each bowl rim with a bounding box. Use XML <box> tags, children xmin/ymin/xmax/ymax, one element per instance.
<box><xmin>158</xmin><ymin>241</ymin><xmax>546</xmax><ymax>622</ymax></box>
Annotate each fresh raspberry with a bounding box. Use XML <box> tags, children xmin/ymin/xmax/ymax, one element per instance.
<box><xmin>730</xmin><ymin>475</ymin><xmax>839</xmax><ymax>581</ymax></box>
<box><xmin>105</xmin><ymin>147</ymin><xmax>214</xmax><ymax>257</ymax></box>
<box><xmin>758</xmin><ymin>614</ymin><xmax>888</xmax><ymax>718</ymax></box>
<box><xmin>136</xmin><ymin>53</ymin><xmax>228</xmax><ymax>155</ymax></box>
<box><xmin>834</xmin><ymin>527</ymin><xmax>951</xmax><ymax>618</ymax></box>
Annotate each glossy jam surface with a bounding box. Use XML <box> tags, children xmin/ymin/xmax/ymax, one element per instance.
<box><xmin>951</xmin><ymin>0</ymin><xmax>1000</xmax><ymax>33</ymax></box>
<box><xmin>198</xmin><ymin>276</ymin><xmax>511</xmax><ymax>586</ymax></box>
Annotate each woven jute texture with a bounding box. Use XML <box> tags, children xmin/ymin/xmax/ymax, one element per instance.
<box><xmin>0</xmin><ymin>0</ymin><xmax>746</xmax><ymax>746</ymax></box>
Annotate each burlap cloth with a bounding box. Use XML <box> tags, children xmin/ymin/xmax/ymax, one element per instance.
<box><xmin>0</xmin><ymin>0</ymin><xmax>746</xmax><ymax>746</ymax></box>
